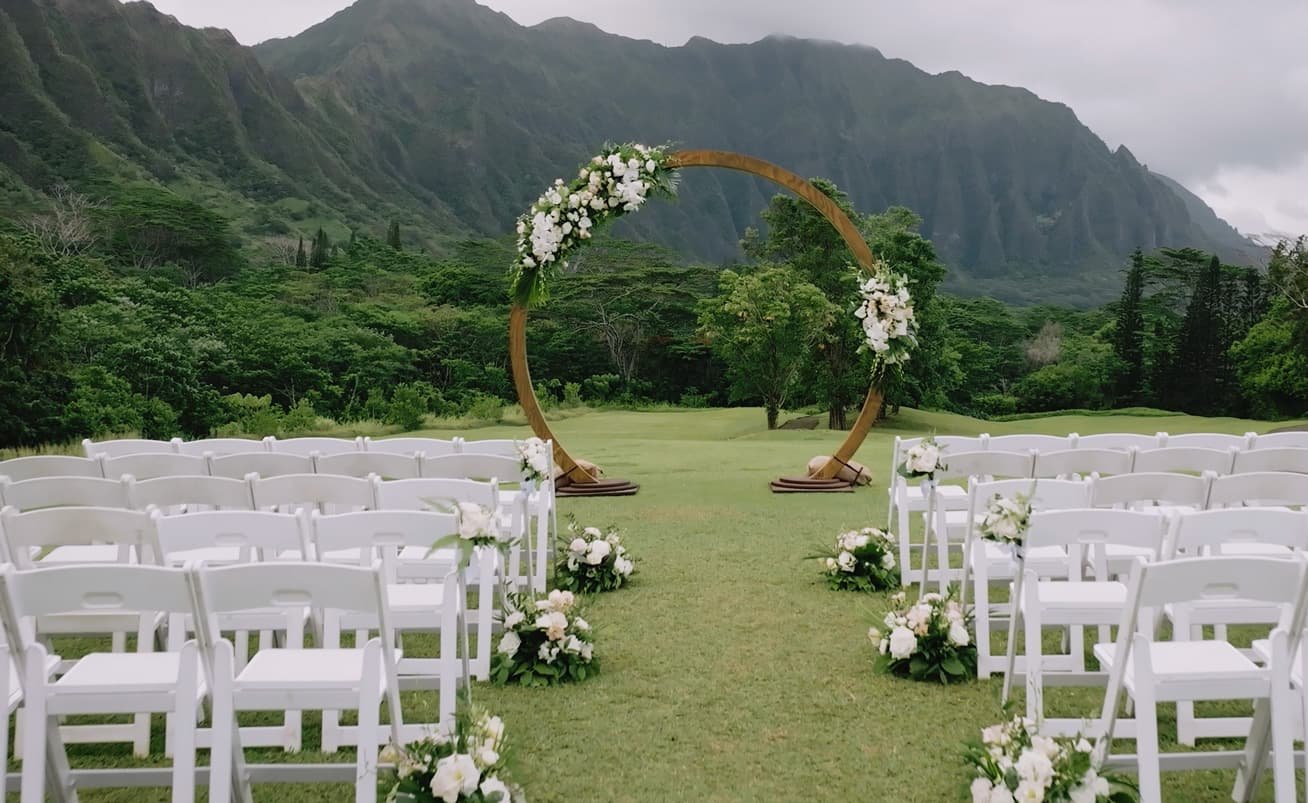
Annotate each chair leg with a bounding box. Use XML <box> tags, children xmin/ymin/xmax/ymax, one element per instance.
<box><xmin>895</xmin><ymin>497</ymin><xmax>911</xmax><ymax>587</ymax></box>
<box><xmin>170</xmin><ymin>645</ymin><xmax>198</xmax><ymax>803</ymax></box>
<box><xmin>208</xmin><ymin>641</ymin><xmax>235</xmax><ymax>803</ymax></box>
<box><xmin>974</xmin><ymin>549</ymin><xmax>992</xmax><ymax>679</ymax></box>
<box><xmin>355</xmin><ymin>644</ymin><xmax>381</xmax><ymax>803</ymax></box>
<box><xmin>321</xmin><ymin>612</ymin><xmax>342</xmax><ymax>753</ymax></box>
<box><xmin>1172</xmin><ymin>608</ymin><xmax>1198</xmax><ymax>747</ymax></box>
<box><xmin>1134</xmin><ymin>686</ymin><xmax>1162</xmax><ymax>803</ymax></box>
<box><xmin>21</xmin><ymin>648</ymin><xmax>48</xmax><ymax>803</ymax></box>
<box><xmin>1024</xmin><ymin>603</ymin><xmax>1043</xmax><ymax>727</ymax></box>
<box><xmin>1268</xmin><ymin>631</ymin><xmax>1295</xmax><ymax>803</ymax></box>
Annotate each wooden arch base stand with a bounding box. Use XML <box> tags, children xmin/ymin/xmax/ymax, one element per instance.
<box><xmin>509</xmin><ymin>149</ymin><xmax>886</xmax><ymax>497</ymax></box>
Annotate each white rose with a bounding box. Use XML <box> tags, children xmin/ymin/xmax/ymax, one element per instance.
<box><xmin>547</xmin><ymin>589</ymin><xmax>575</xmax><ymax>612</ymax></box>
<box><xmin>949</xmin><ymin>621</ymin><xmax>971</xmax><ymax>647</ymax></box>
<box><xmin>1068</xmin><ymin>785</ymin><xmax>1095</xmax><ymax>803</ymax></box>
<box><xmin>836</xmin><ymin>551</ymin><xmax>856</xmax><ymax>572</ymax></box>
<box><xmin>888</xmin><ymin>626</ymin><xmax>917</xmax><ymax>659</ymax></box>
<box><xmin>881</xmin><ymin>552</ymin><xmax>895</xmax><ymax>569</ymax></box>
<box><xmin>1016</xmin><ymin>750</ymin><xmax>1054</xmax><ymax>786</ymax></box>
<box><xmin>563</xmin><ymin>635</ymin><xmax>583</xmax><ymax>654</ymax></box>
<box><xmin>535</xmin><ymin>611</ymin><xmax>569</xmax><ymax>641</ymax></box>
<box><xmin>573</xmin><ymin>616</ymin><xmax>590</xmax><ymax>631</ymax></box>
<box><xmin>990</xmin><ymin>516</ymin><xmax>1019</xmax><ymax>540</ymax></box>
<box><xmin>481</xmin><ymin>715</ymin><xmax>504</xmax><ymax>743</ymax></box>
<box><xmin>1013</xmin><ymin>780</ymin><xmax>1044</xmax><ymax>803</ymax></box>
<box><xmin>972</xmin><ymin>778</ymin><xmax>995</xmax><ymax>803</ymax></box>
<box><xmin>645</xmin><ymin>159</ymin><xmax>657</xmax><ymax>172</ymax></box>
<box><xmin>457</xmin><ymin>502</ymin><xmax>494</xmax><ymax>539</ymax></box>
<box><xmin>475</xmin><ymin>746</ymin><xmax>500</xmax><ymax>769</ymax></box>
<box><xmin>867</xmin><ymin>627</ymin><xmax>881</xmax><ymax>644</ymax></box>
<box><xmin>504</xmin><ymin>611</ymin><xmax>524</xmax><ymax>628</ymax></box>
<box><xmin>583</xmin><ymin>526</ymin><xmax>602</xmax><ymax>538</ymax></box>
<box><xmin>480</xmin><ymin>777</ymin><xmax>510</xmax><ymax>801</ymax></box>
<box><xmin>826</xmin><ymin>557</ymin><xmax>838</xmax><ymax>571</ymax></box>
<box><xmin>429</xmin><ymin>754</ymin><xmax>480</xmax><ymax>803</ymax></box>
<box><xmin>585</xmin><ymin>539</ymin><xmax>611</xmax><ymax>564</ymax></box>
<box><xmin>988</xmin><ymin>785</ymin><xmax>1016</xmax><ymax>803</ymax></box>
<box><xmin>580</xmin><ymin>642</ymin><xmax>594</xmax><ymax>661</ymax></box>
<box><xmin>497</xmin><ymin>631</ymin><xmax>521</xmax><ymax>656</ymax></box>
<box><xmin>569</xmin><ymin>538</ymin><xmax>588</xmax><ymax>554</ymax></box>
<box><xmin>1092</xmin><ymin>776</ymin><xmax>1109</xmax><ymax>796</ymax></box>
<box><xmin>615</xmin><ymin>557</ymin><xmax>634</xmax><ymax>576</ymax></box>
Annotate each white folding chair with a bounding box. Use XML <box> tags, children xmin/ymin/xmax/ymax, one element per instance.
<box><xmin>0</xmin><ymin>564</ymin><xmax>204</xmax><ymax>803</ymax></box>
<box><xmin>456</xmin><ymin>438</ymin><xmax>522</xmax><ymax>458</ymax></box>
<box><xmin>1005</xmin><ymin>508</ymin><xmax>1166</xmax><ymax>736</ymax></box>
<box><xmin>0</xmin><ymin>476</ymin><xmax>129</xmax><ymax>512</ymax></box>
<box><xmin>1161</xmin><ymin>509</ymin><xmax>1308</xmax><ymax>744</ymax></box>
<box><xmin>984</xmin><ymin>433</ymin><xmax>1073</xmax><ymax>453</ymax></box>
<box><xmin>452</xmin><ymin>440</ymin><xmax>557</xmax><ymax>590</ymax></box>
<box><xmin>1089</xmin><ymin>472</ymin><xmax>1213</xmax><ymax>576</ymax></box>
<box><xmin>101</xmin><ymin>453</ymin><xmax>208</xmax><ymax>481</ymax></box>
<box><xmin>1159</xmin><ymin>431</ymin><xmax>1256</xmax><ymax>451</ymax></box>
<box><xmin>194</xmin><ymin>562</ymin><xmax>403</xmax><ymax>803</ymax></box>
<box><xmin>1094</xmin><ymin>555</ymin><xmax>1308</xmax><ymax>803</ymax></box>
<box><xmin>263</xmin><ymin>436</ymin><xmax>363</xmax><ymax>457</ymax></box>
<box><xmin>887</xmin><ymin>435</ymin><xmax>985</xmax><ymax>583</ymax></box>
<box><xmin>126</xmin><ymin>475</ymin><xmax>255</xmax><ymax>513</ymax></box>
<box><xmin>208</xmin><ymin>452</ymin><xmax>314</xmax><ymax>480</ymax></box>
<box><xmin>1207</xmin><ymin>471</ymin><xmax>1308</xmax><ymax>512</ymax></box>
<box><xmin>1233</xmin><ymin>448</ymin><xmax>1308</xmax><ymax>475</ymax></box>
<box><xmin>1133</xmin><ymin>447</ymin><xmax>1237</xmax><ymax>475</ymax></box>
<box><xmin>83</xmin><ymin>438</ymin><xmax>176</xmax><ymax>458</ymax></box>
<box><xmin>172</xmin><ymin>437</ymin><xmax>266</xmax><ymax>457</ymax></box>
<box><xmin>250</xmin><ymin>473</ymin><xmax>375</xmax><ymax>515</ymax></box>
<box><xmin>315</xmin><ymin>451</ymin><xmax>421</xmax><ymax>480</ymax></box>
<box><xmin>1071</xmin><ymin>432</ymin><xmax>1161</xmax><ymax>451</ymax></box>
<box><xmin>1033</xmin><ymin>448</ymin><xmax>1134</xmax><ymax>479</ymax></box>
<box><xmin>420</xmin><ymin>453</ymin><xmax>522</xmax><ymax>482</ymax></box>
<box><xmin>311</xmin><ymin>510</ymin><xmax>485</xmax><ymax>746</ymax></box>
<box><xmin>1250</xmin><ymin>432</ymin><xmax>1308</xmax><ymax>450</ymax></box>
<box><xmin>961</xmin><ymin>478</ymin><xmax>1090</xmax><ymax>678</ymax></box>
<box><xmin>0</xmin><ymin>456</ymin><xmax>103</xmax><ymax>482</ymax></box>
<box><xmin>922</xmin><ymin>449</ymin><xmax>1034</xmax><ymax>592</ymax></box>
<box><xmin>363</xmin><ymin>436</ymin><xmax>459</xmax><ymax>457</ymax></box>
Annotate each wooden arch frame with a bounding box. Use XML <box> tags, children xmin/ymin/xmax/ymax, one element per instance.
<box><xmin>509</xmin><ymin>149</ymin><xmax>886</xmax><ymax>485</ymax></box>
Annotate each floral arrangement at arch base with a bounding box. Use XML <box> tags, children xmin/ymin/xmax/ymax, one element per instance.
<box><xmin>809</xmin><ymin>527</ymin><xmax>897</xmax><ymax>592</ymax></box>
<box><xmin>509</xmin><ymin>143</ymin><xmax>678</xmax><ymax>307</ymax></box>
<box><xmin>380</xmin><ymin>705</ymin><xmax>523</xmax><ymax>803</ymax></box>
<box><xmin>870</xmin><ymin>590</ymin><xmax>976</xmax><ymax>683</ymax></box>
<box><xmin>492</xmin><ymin>589</ymin><xmax>597</xmax><ymax>686</ymax></box>
<box><xmin>964</xmin><ymin>716</ymin><xmax>1136</xmax><ymax>803</ymax></box>
<box><xmin>555</xmin><ymin>515</ymin><xmax>635</xmax><ymax>593</ymax></box>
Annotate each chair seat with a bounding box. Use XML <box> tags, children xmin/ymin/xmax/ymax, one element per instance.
<box><xmin>1212</xmin><ymin>543</ymin><xmax>1294</xmax><ymax>557</ymax></box>
<box><xmin>165</xmin><ymin>547</ymin><xmax>244</xmax><ymax>565</ymax></box>
<box><xmin>1024</xmin><ymin>580</ymin><xmax>1127</xmax><ymax>608</ymax></box>
<box><xmin>57</xmin><ymin>652</ymin><xmax>206</xmax><ymax>695</ymax></box>
<box><xmin>1251</xmin><ymin>639</ymin><xmax>1303</xmax><ymax>686</ymax></box>
<box><xmin>236</xmin><ymin>648</ymin><xmax>387</xmax><ymax>691</ymax></box>
<box><xmin>39</xmin><ymin>545</ymin><xmax>134</xmax><ymax>565</ymax></box>
<box><xmin>1103</xmin><ymin>544</ymin><xmax>1154</xmax><ymax>559</ymax></box>
<box><xmin>983</xmin><ymin>543</ymin><xmax>1067</xmax><ymax>563</ymax></box>
<box><xmin>387</xmin><ymin>583</ymin><xmax>458</xmax><ymax>611</ymax></box>
<box><xmin>1094</xmin><ymin>640</ymin><xmax>1265</xmax><ymax>691</ymax></box>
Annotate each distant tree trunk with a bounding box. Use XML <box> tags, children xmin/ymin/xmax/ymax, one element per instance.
<box><xmin>767</xmin><ymin>403</ymin><xmax>780</xmax><ymax>430</ymax></box>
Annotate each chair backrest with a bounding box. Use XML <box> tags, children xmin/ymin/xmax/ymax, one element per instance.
<box><xmin>1032</xmin><ymin>448</ymin><xmax>1133</xmax><ymax>479</ymax></box>
<box><xmin>125</xmin><ymin>475</ymin><xmax>254</xmax><ymax>512</ymax></box>
<box><xmin>1132</xmin><ymin>447</ymin><xmax>1236</xmax><ymax>475</ymax></box>
<box><xmin>1024</xmin><ymin>509</ymin><xmax>1165</xmax><ymax>577</ymax></box>
<box><xmin>939</xmin><ymin>450</ymin><xmax>1033</xmax><ymax>482</ymax></box>
<box><xmin>263</xmin><ymin>436</ymin><xmax>362</xmax><ymax>457</ymax></box>
<box><xmin>457</xmin><ymin>438</ymin><xmax>522</xmax><ymax>458</ymax></box>
<box><xmin>1159</xmin><ymin>432</ymin><xmax>1255</xmax><ymax>451</ymax></box>
<box><xmin>0</xmin><ymin>506</ymin><xmax>154</xmax><ymax>567</ymax></box>
<box><xmin>101</xmin><ymin>453</ymin><xmax>208</xmax><ymax>481</ymax></box>
<box><xmin>172</xmin><ymin>437</ymin><xmax>266</xmax><ymax>457</ymax></box>
<box><xmin>314</xmin><ymin>452</ymin><xmax>421</xmax><ymax>480</ymax></box>
<box><xmin>311</xmin><ymin>510</ymin><xmax>459</xmax><ymax>576</ymax></box>
<box><xmin>194</xmin><ymin>561</ymin><xmax>391</xmax><ymax>621</ymax></box>
<box><xmin>152</xmin><ymin>509</ymin><xmax>307</xmax><ymax>561</ymax></box>
<box><xmin>890</xmin><ymin>436</ymin><xmax>986</xmax><ymax>478</ymax></box>
<box><xmin>0</xmin><ymin>476</ymin><xmax>129</xmax><ymax>512</ymax></box>
<box><xmin>83</xmin><ymin>438</ymin><xmax>177</xmax><ymax>458</ymax></box>
<box><xmin>0</xmin><ymin>455</ymin><xmax>103</xmax><ymax>482</ymax></box>
<box><xmin>1071</xmin><ymin>432</ymin><xmax>1160</xmax><ymax>451</ymax></box>
<box><xmin>1207</xmin><ymin>471</ymin><xmax>1308</xmax><ymax>509</ymax></box>
<box><xmin>970</xmin><ymin>477</ymin><xmax>1090</xmax><ymax>513</ymax></box>
<box><xmin>1251</xmin><ymin>432</ymin><xmax>1308</xmax><ymax>450</ymax></box>
<box><xmin>1165</xmin><ymin>508</ymin><xmax>1308</xmax><ymax>558</ymax></box>
<box><xmin>373</xmin><ymin>477</ymin><xmax>499</xmax><ymax>512</ymax></box>
<box><xmin>1233</xmin><ymin>448</ymin><xmax>1308</xmax><ymax>475</ymax></box>
<box><xmin>1090</xmin><ymin>472</ymin><xmax>1211</xmax><ymax>509</ymax></box>
<box><xmin>0</xmin><ymin>563</ymin><xmax>193</xmax><ymax>623</ymax></box>
<box><xmin>207</xmin><ymin>452</ymin><xmax>314</xmax><ymax>480</ymax></box>
<box><xmin>422</xmin><ymin>453</ymin><xmax>523</xmax><ymax>483</ymax></box>
<box><xmin>1130</xmin><ymin>554</ymin><xmax>1308</xmax><ymax>611</ymax></box>
<box><xmin>249</xmin><ymin>473</ymin><xmax>374</xmax><ymax>513</ymax></box>
<box><xmin>364</xmin><ymin>436</ymin><xmax>459</xmax><ymax>457</ymax></box>
<box><xmin>984</xmin><ymin>434</ymin><xmax>1071</xmax><ymax>453</ymax></box>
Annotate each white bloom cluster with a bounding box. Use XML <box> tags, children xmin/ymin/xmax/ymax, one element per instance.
<box><xmin>899</xmin><ymin>437</ymin><xmax>946</xmax><ymax>479</ymax></box>
<box><xmin>854</xmin><ymin>266</ymin><xmax>917</xmax><ymax>366</ymax></box>
<box><xmin>969</xmin><ymin>716</ymin><xmax>1113</xmax><ymax>803</ymax></box>
<box><xmin>558</xmin><ymin>517</ymin><xmax>635</xmax><ymax>593</ymax></box>
<box><xmin>512</xmin><ymin>144</ymin><xmax>673</xmax><ymax>302</ymax></box>
<box><xmin>874</xmin><ymin>591</ymin><xmax>970</xmax><ymax>661</ymax></box>
<box><xmin>516</xmin><ymin>436</ymin><xmax>551</xmax><ymax>483</ymax></box>
<box><xmin>497</xmin><ymin>588</ymin><xmax>596</xmax><ymax>665</ymax></box>
<box><xmin>383</xmin><ymin>707</ymin><xmax>516</xmax><ymax>803</ymax></box>
<box><xmin>821</xmin><ymin>526</ymin><xmax>895</xmax><ymax>583</ymax></box>
<box><xmin>978</xmin><ymin>492</ymin><xmax>1033</xmax><ymax>547</ymax></box>
<box><xmin>455</xmin><ymin>502</ymin><xmax>512</xmax><ymax>548</ymax></box>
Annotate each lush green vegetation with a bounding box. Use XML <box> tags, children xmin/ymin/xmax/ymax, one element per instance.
<box><xmin>45</xmin><ymin>407</ymin><xmax>1302</xmax><ymax>802</ymax></box>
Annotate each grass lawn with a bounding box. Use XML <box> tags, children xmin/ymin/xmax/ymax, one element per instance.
<box><xmin>46</xmin><ymin>406</ymin><xmax>1302</xmax><ymax>801</ymax></box>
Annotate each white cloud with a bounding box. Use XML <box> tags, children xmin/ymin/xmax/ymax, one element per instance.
<box><xmin>140</xmin><ymin>0</ymin><xmax>1308</xmax><ymax>239</ymax></box>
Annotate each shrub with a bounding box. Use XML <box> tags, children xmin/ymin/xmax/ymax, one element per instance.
<box><xmin>972</xmin><ymin>393</ymin><xmax>1019</xmax><ymax>418</ymax></box>
<box><xmin>386</xmin><ymin>383</ymin><xmax>428</xmax><ymax>431</ymax></box>
<box><xmin>562</xmin><ymin>382</ymin><xmax>583</xmax><ymax>408</ymax></box>
<box><xmin>581</xmin><ymin>374</ymin><xmax>620</xmax><ymax>404</ymax></box>
<box><xmin>464</xmin><ymin>394</ymin><xmax>504</xmax><ymax>424</ymax></box>
<box><xmin>280</xmin><ymin>398</ymin><xmax>320</xmax><ymax>435</ymax></box>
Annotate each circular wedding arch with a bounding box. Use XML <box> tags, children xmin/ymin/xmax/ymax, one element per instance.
<box><xmin>509</xmin><ymin>149</ymin><xmax>887</xmax><ymax>487</ymax></box>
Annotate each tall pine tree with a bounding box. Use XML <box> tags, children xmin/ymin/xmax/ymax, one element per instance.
<box><xmin>294</xmin><ymin>236</ymin><xmax>307</xmax><ymax>268</ymax></box>
<box><xmin>309</xmin><ymin>228</ymin><xmax>330</xmax><ymax>269</ymax></box>
<box><xmin>386</xmin><ymin>220</ymin><xmax>401</xmax><ymax>250</ymax></box>
<box><xmin>1112</xmin><ymin>248</ymin><xmax>1146</xmax><ymax>403</ymax></box>
<box><xmin>1171</xmin><ymin>254</ymin><xmax>1228</xmax><ymax>414</ymax></box>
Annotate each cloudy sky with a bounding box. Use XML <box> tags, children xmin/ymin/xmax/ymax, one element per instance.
<box><xmin>146</xmin><ymin>0</ymin><xmax>1308</xmax><ymax>240</ymax></box>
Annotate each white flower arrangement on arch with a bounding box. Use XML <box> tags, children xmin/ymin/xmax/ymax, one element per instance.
<box><xmin>978</xmin><ymin>492</ymin><xmax>1033</xmax><ymax>549</ymax></box>
<box><xmin>509</xmin><ymin>143</ymin><xmax>678</xmax><ymax>307</ymax></box>
<box><xmin>870</xmin><ymin>590</ymin><xmax>976</xmax><ymax>683</ymax></box>
<box><xmin>516</xmin><ymin>436</ymin><xmax>551</xmax><ymax>484</ymax></box>
<box><xmin>963</xmin><ymin>715</ymin><xmax>1135</xmax><ymax>802</ymax></box>
<box><xmin>556</xmin><ymin>515</ymin><xmax>635</xmax><ymax>593</ymax></box>
<box><xmin>492</xmin><ymin>588</ymin><xmax>598</xmax><ymax>686</ymax></box>
<box><xmin>854</xmin><ymin>264</ymin><xmax>917</xmax><ymax>370</ymax></box>
<box><xmin>379</xmin><ymin>705</ymin><xmax>522</xmax><ymax>803</ymax></box>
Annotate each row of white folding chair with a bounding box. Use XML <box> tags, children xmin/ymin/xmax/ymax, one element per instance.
<box><xmin>84</xmin><ymin>434</ymin><xmax>517</xmax><ymax>461</ymax></box>
<box><xmin>0</xmin><ymin>560</ymin><xmax>407</xmax><ymax>803</ymax></box>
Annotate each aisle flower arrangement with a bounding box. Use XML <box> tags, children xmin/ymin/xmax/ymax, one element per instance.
<box><xmin>380</xmin><ymin>706</ymin><xmax>522</xmax><ymax>802</ymax></box>
<box><xmin>491</xmin><ymin>588</ymin><xmax>598</xmax><ymax>686</ymax></box>
<box><xmin>898</xmin><ymin>436</ymin><xmax>947</xmax><ymax>480</ymax></box>
<box><xmin>870</xmin><ymin>590</ymin><xmax>976</xmax><ymax>683</ymax></box>
<box><xmin>977</xmin><ymin>492</ymin><xmax>1033</xmax><ymax>549</ymax></box>
<box><xmin>509</xmin><ymin>143</ymin><xmax>678</xmax><ymax>306</ymax></box>
<box><xmin>964</xmin><ymin>716</ymin><xmax>1135</xmax><ymax>802</ymax></box>
<box><xmin>810</xmin><ymin>527</ymin><xmax>897</xmax><ymax>592</ymax></box>
<box><xmin>516</xmin><ymin>437</ymin><xmax>551</xmax><ymax>484</ymax></box>
<box><xmin>555</xmin><ymin>515</ymin><xmax>635</xmax><ymax>593</ymax></box>
<box><xmin>855</xmin><ymin>265</ymin><xmax>917</xmax><ymax>369</ymax></box>
<box><xmin>429</xmin><ymin>501</ymin><xmax>516</xmax><ymax>567</ymax></box>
